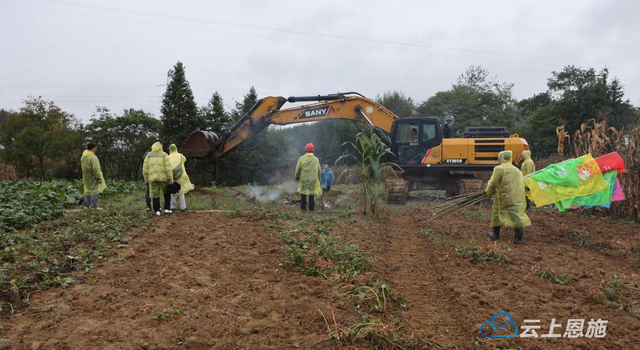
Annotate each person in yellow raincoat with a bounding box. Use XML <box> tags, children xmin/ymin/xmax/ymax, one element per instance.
<box><xmin>143</xmin><ymin>141</ymin><xmax>174</xmax><ymax>216</ymax></box>
<box><xmin>168</xmin><ymin>144</ymin><xmax>195</xmax><ymax>212</ymax></box>
<box><xmin>295</xmin><ymin>143</ymin><xmax>322</xmax><ymax>211</ymax></box>
<box><xmin>485</xmin><ymin>150</ymin><xmax>531</xmax><ymax>244</ymax></box>
<box><xmin>81</xmin><ymin>143</ymin><xmax>106</xmax><ymax>210</ymax></box>
<box><xmin>520</xmin><ymin>150</ymin><xmax>535</xmax><ymax>210</ymax></box>
<box><xmin>520</xmin><ymin>150</ymin><xmax>535</xmax><ymax>176</ymax></box>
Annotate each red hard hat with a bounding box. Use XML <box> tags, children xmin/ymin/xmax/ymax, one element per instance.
<box><xmin>305</xmin><ymin>143</ymin><xmax>314</xmax><ymax>152</ymax></box>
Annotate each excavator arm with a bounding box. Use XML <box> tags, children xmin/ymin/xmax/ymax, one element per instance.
<box><xmin>181</xmin><ymin>93</ymin><xmax>398</xmax><ymax>159</ymax></box>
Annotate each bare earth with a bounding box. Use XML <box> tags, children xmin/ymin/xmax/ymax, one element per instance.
<box><xmin>2</xmin><ymin>205</ymin><xmax>639</xmax><ymax>349</ymax></box>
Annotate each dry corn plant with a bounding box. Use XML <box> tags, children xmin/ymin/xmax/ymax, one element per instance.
<box><xmin>570</xmin><ymin>119</ymin><xmax>624</xmax><ymax>157</ymax></box>
<box><xmin>610</xmin><ymin>125</ymin><xmax>639</xmax><ymax>222</ymax></box>
<box><xmin>556</xmin><ymin>125</ymin><xmax>570</xmax><ymax>162</ymax></box>
<box><xmin>557</xmin><ymin>119</ymin><xmax>639</xmax><ymax>222</ymax></box>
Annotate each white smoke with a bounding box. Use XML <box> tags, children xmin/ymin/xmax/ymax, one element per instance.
<box><xmin>247</xmin><ymin>181</ymin><xmax>298</xmax><ymax>203</ymax></box>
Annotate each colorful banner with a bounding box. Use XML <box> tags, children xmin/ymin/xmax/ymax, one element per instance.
<box><xmin>525</xmin><ymin>154</ymin><xmax>607</xmax><ymax>207</ymax></box>
<box><xmin>595</xmin><ymin>152</ymin><xmax>626</xmax><ymax>174</ymax></box>
<box><xmin>555</xmin><ymin>170</ymin><xmax>617</xmax><ymax>212</ymax></box>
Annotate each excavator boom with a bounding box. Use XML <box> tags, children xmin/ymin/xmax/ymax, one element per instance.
<box><xmin>181</xmin><ymin>93</ymin><xmax>397</xmax><ymax>159</ymax></box>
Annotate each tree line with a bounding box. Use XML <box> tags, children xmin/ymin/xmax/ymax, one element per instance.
<box><xmin>0</xmin><ymin>62</ymin><xmax>638</xmax><ymax>185</ymax></box>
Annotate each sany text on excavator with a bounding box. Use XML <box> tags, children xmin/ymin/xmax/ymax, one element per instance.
<box><xmin>181</xmin><ymin>92</ymin><xmax>529</xmax><ymax>203</ymax></box>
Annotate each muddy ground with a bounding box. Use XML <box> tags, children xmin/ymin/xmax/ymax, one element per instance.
<box><xmin>1</xmin><ymin>195</ymin><xmax>639</xmax><ymax>349</ymax></box>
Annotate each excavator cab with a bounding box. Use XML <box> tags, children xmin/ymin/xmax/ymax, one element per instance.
<box><xmin>390</xmin><ymin>117</ymin><xmax>442</xmax><ymax>166</ymax></box>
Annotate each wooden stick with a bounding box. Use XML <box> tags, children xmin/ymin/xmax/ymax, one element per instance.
<box><xmin>429</xmin><ymin>194</ymin><xmax>487</xmax><ymax>222</ymax></box>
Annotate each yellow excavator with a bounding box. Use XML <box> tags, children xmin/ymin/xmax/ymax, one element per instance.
<box><xmin>181</xmin><ymin>92</ymin><xmax>529</xmax><ymax>202</ymax></box>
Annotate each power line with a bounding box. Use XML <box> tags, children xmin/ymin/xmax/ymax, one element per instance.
<box><xmin>2</xmin><ymin>1</ymin><xmax>639</xmax><ymax>70</ymax></box>
<box><xmin>0</xmin><ymin>84</ymin><xmax>165</xmax><ymax>88</ymax></box>
<box><xmin>0</xmin><ymin>94</ymin><xmax>162</xmax><ymax>98</ymax></box>
<box><xmin>30</xmin><ymin>0</ymin><xmax>640</xmax><ymax>65</ymax></box>
<box><xmin>0</xmin><ymin>98</ymin><xmax>162</xmax><ymax>102</ymax></box>
<box><xmin>0</xmin><ymin>69</ymin><xmax>165</xmax><ymax>75</ymax></box>
<box><xmin>139</xmin><ymin>0</ymin><xmax>640</xmax><ymax>51</ymax></box>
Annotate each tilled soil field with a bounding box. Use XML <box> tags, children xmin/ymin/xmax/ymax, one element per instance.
<box><xmin>334</xmin><ymin>207</ymin><xmax>640</xmax><ymax>349</ymax></box>
<box><xmin>1</xmin><ymin>204</ymin><xmax>639</xmax><ymax>349</ymax></box>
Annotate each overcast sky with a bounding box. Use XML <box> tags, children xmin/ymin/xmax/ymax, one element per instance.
<box><xmin>1</xmin><ymin>0</ymin><xmax>639</xmax><ymax>123</ymax></box>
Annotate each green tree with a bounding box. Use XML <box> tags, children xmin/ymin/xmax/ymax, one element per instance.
<box><xmin>50</xmin><ymin>117</ymin><xmax>84</xmax><ymax>179</ymax></box>
<box><xmin>519</xmin><ymin>105</ymin><xmax>561</xmax><ymax>157</ymax></box>
<box><xmin>417</xmin><ymin>65</ymin><xmax>518</xmax><ymax>136</ymax></box>
<box><xmin>230</xmin><ymin>86</ymin><xmax>258</xmax><ymax>122</ymax></box>
<box><xmin>547</xmin><ymin>66</ymin><xmax>636</xmax><ymax>131</ymax></box>
<box><xmin>0</xmin><ymin>97</ymin><xmax>78</xmax><ymax>179</ymax></box>
<box><xmin>216</xmin><ymin>87</ymin><xmax>265</xmax><ymax>185</ymax></box>
<box><xmin>516</xmin><ymin>92</ymin><xmax>552</xmax><ymax>121</ymax></box>
<box><xmin>0</xmin><ymin>108</ymin><xmax>16</xmax><ymax>124</ymax></box>
<box><xmin>375</xmin><ymin>91</ymin><xmax>415</xmax><ymax>118</ymax></box>
<box><xmin>199</xmin><ymin>91</ymin><xmax>231</xmax><ymax>134</ymax></box>
<box><xmin>84</xmin><ymin>108</ymin><xmax>161</xmax><ymax>180</ymax></box>
<box><xmin>520</xmin><ymin>66</ymin><xmax>638</xmax><ymax>156</ymax></box>
<box><xmin>160</xmin><ymin>61</ymin><xmax>201</xmax><ymax>146</ymax></box>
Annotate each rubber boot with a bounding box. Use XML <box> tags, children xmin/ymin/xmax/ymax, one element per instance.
<box><xmin>514</xmin><ymin>228</ymin><xmax>523</xmax><ymax>245</ymax></box>
<box><xmin>487</xmin><ymin>226</ymin><xmax>500</xmax><ymax>240</ymax></box>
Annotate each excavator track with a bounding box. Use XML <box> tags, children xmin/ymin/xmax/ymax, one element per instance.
<box><xmin>385</xmin><ymin>178</ymin><xmax>409</xmax><ymax>205</ymax></box>
<box><xmin>385</xmin><ymin>172</ymin><xmax>486</xmax><ymax>205</ymax></box>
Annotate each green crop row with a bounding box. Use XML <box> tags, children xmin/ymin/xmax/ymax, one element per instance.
<box><xmin>0</xmin><ymin>180</ymin><xmax>143</xmax><ymax>233</ymax></box>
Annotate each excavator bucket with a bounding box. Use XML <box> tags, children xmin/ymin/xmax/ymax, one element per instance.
<box><xmin>181</xmin><ymin>130</ymin><xmax>220</xmax><ymax>158</ymax></box>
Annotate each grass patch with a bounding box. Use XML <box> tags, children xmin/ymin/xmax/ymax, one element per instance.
<box><xmin>231</xmin><ymin>206</ymin><xmax>300</xmax><ymax>222</ymax></box>
<box><xmin>601</xmin><ymin>275</ymin><xmax>631</xmax><ymax>310</ymax></box>
<box><xmin>535</xmin><ymin>268</ymin><xmax>571</xmax><ymax>285</ymax></box>
<box><xmin>280</xmin><ymin>216</ymin><xmax>371</xmax><ymax>278</ymax></box>
<box><xmin>420</xmin><ymin>229</ymin><xmax>449</xmax><ymax>245</ymax></box>
<box><xmin>209</xmin><ymin>188</ymin><xmax>254</xmax><ymax>211</ymax></box>
<box><xmin>0</xmin><ymin>191</ymin><xmax>150</xmax><ymax>314</ymax></box>
<box><xmin>632</xmin><ymin>243</ymin><xmax>640</xmax><ymax>259</ymax></box>
<box><xmin>560</xmin><ymin>229</ymin><xmax>585</xmax><ymax>239</ymax></box>
<box><xmin>571</xmin><ymin>234</ymin><xmax>611</xmax><ymax>249</ymax></box>
<box><xmin>455</xmin><ymin>241</ymin><xmax>508</xmax><ymax>265</ymax></box>
<box><xmin>152</xmin><ymin>306</ymin><xmax>183</xmax><ymax>323</ymax></box>
<box><xmin>463</xmin><ymin>209</ymin><xmax>488</xmax><ymax>220</ymax></box>
<box><xmin>588</xmin><ymin>275</ymin><xmax>637</xmax><ymax>316</ymax></box>
<box><xmin>184</xmin><ymin>193</ymin><xmax>215</xmax><ymax>210</ymax></box>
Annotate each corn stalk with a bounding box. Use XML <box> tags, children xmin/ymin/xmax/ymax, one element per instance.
<box><xmin>557</xmin><ymin>119</ymin><xmax>639</xmax><ymax>222</ymax></box>
<box><xmin>337</xmin><ymin>132</ymin><xmax>398</xmax><ymax>218</ymax></box>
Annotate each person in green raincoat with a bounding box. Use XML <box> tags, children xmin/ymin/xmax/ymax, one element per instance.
<box><xmin>520</xmin><ymin>150</ymin><xmax>535</xmax><ymax>210</ymax></box>
<box><xmin>168</xmin><ymin>144</ymin><xmax>195</xmax><ymax>212</ymax></box>
<box><xmin>295</xmin><ymin>143</ymin><xmax>322</xmax><ymax>211</ymax></box>
<box><xmin>485</xmin><ymin>150</ymin><xmax>531</xmax><ymax>244</ymax></box>
<box><xmin>81</xmin><ymin>143</ymin><xmax>106</xmax><ymax>210</ymax></box>
<box><xmin>143</xmin><ymin>141</ymin><xmax>174</xmax><ymax>216</ymax></box>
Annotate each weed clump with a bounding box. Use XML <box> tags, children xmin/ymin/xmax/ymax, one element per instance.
<box><xmin>455</xmin><ymin>241</ymin><xmax>508</xmax><ymax>265</ymax></box>
<box><xmin>535</xmin><ymin>267</ymin><xmax>571</xmax><ymax>285</ymax></box>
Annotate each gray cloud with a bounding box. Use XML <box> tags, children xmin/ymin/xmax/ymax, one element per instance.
<box><xmin>1</xmin><ymin>0</ymin><xmax>638</xmax><ymax>122</ymax></box>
